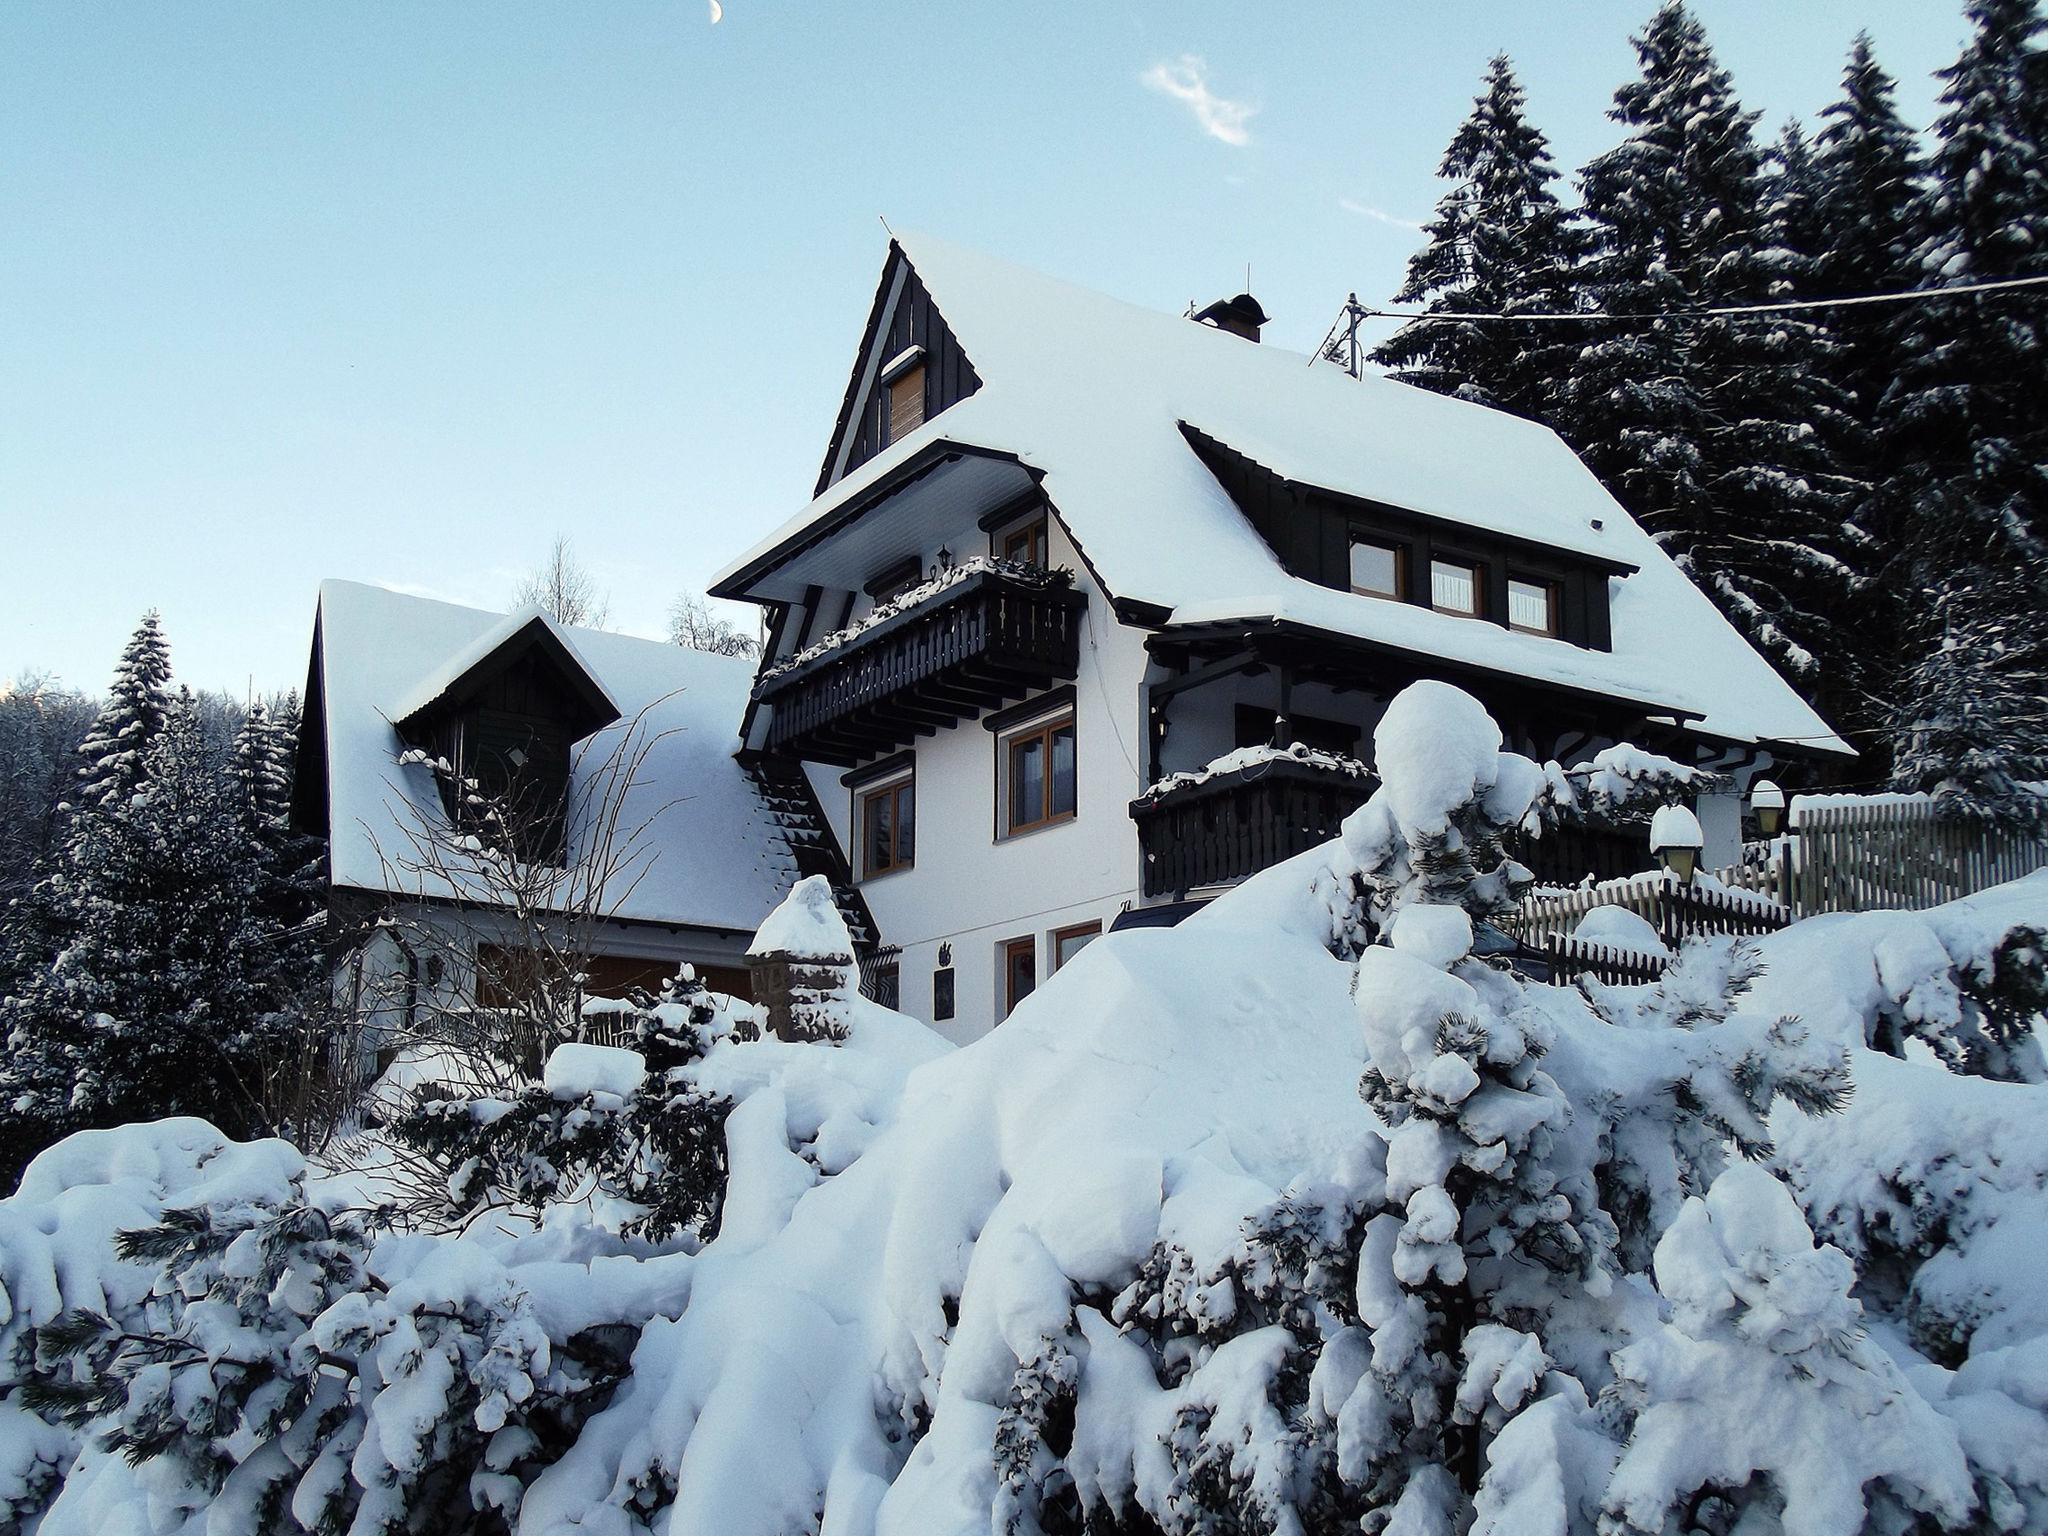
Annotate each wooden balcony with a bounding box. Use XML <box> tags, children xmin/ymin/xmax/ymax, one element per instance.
<box><xmin>755</xmin><ymin>565</ymin><xmax>1087</xmax><ymax>764</ymax></box>
<box><xmin>1131</xmin><ymin>756</ymin><xmax>1662</xmax><ymax>901</ymax></box>
<box><xmin>1131</xmin><ymin>756</ymin><xmax>1377</xmax><ymax>899</ymax></box>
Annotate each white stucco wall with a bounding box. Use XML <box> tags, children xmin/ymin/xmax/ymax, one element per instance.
<box><xmin>801</xmin><ymin>513</ymin><xmax>1151</xmax><ymax>1044</ymax></box>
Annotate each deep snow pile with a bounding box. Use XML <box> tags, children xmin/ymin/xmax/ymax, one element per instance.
<box><xmin>4</xmin><ymin>683</ymin><xmax>2047</xmax><ymax>1536</ymax></box>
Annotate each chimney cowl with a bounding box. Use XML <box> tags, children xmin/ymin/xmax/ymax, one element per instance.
<box><xmin>1192</xmin><ymin>292</ymin><xmax>1269</xmax><ymax>342</ymax></box>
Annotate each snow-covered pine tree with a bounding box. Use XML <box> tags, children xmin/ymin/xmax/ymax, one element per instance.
<box><xmin>231</xmin><ymin>695</ymin><xmax>323</xmax><ymax>1000</ymax></box>
<box><xmin>1369</xmin><ymin>54</ymin><xmax>1584</xmax><ymax>424</ymax></box>
<box><xmin>1812</xmin><ymin>34</ymin><xmax>1928</xmax><ymax>438</ymax></box>
<box><xmin>1880</xmin><ymin>0</ymin><xmax>2048</xmax><ymax>818</ymax></box>
<box><xmin>1566</xmin><ymin>3</ymin><xmax>1863</xmax><ymax>700</ymax></box>
<box><xmin>69</xmin><ymin>611</ymin><xmax>172</xmax><ymax>813</ymax></box>
<box><xmin>0</xmin><ymin>691</ymin><xmax>273</xmax><ymax>1188</ymax></box>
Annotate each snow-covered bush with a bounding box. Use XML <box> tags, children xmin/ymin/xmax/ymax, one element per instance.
<box><xmin>8</xmin><ymin>683</ymin><xmax>2048</xmax><ymax>1536</ymax></box>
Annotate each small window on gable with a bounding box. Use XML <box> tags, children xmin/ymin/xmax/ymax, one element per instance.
<box><xmin>1431</xmin><ymin>558</ymin><xmax>1483</xmax><ymax>619</ymax></box>
<box><xmin>887</xmin><ymin>364</ymin><xmax>926</xmax><ymax>445</ymax></box>
<box><xmin>1508</xmin><ymin>576</ymin><xmax>1559</xmax><ymax>636</ymax></box>
<box><xmin>1349</xmin><ymin>539</ymin><xmax>1403</xmax><ymax>600</ymax></box>
<box><xmin>1000</xmin><ymin>516</ymin><xmax>1049</xmax><ymax>569</ymax></box>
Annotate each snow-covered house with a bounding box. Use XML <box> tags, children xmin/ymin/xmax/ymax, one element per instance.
<box><xmin>708</xmin><ymin>234</ymin><xmax>1850</xmax><ymax>1042</ymax></box>
<box><xmin>291</xmin><ymin>580</ymin><xmax>810</xmax><ymax>1034</ymax></box>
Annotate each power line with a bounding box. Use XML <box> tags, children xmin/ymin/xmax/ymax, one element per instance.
<box><xmin>1344</xmin><ymin>271</ymin><xmax>2048</xmax><ymax>332</ymax></box>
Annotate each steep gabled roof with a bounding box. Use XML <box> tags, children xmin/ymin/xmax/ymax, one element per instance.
<box><xmin>712</xmin><ymin>234</ymin><xmax>1850</xmax><ymax>756</ymax></box>
<box><xmin>300</xmin><ymin>580</ymin><xmax>796</xmax><ymax>932</ymax></box>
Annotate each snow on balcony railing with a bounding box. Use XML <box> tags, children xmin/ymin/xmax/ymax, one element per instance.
<box><xmin>1136</xmin><ymin>741</ymin><xmax>1376</xmax><ymax>804</ymax></box>
<box><xmin>759</xmin><ymin>556</ymin><xmax>1075</xmax><ymax>684</ymax></box>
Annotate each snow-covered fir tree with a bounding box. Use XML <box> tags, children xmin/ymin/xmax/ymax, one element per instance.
<box><xmin>1565</xmin><ymin>3</ymin><xmax>1862</xmax><ymax>699</ymax></box>
<box><xmin>1811</xmin><ymin>34</ymin><xmax>1928</xmax><ymax>436</ymax></box>
<box><xmin>67</xmin><ymin>611</ymin><xmax>172</xmax><ymax>813</ymax></box>
<box><xmin>1</xmin><ymin>692</ymin><xmax>276</xmax><ymax>1186</ymax></box>
<box><xmin>1880</xmin><ymin>0</ymin><xmax>2048</xmax><ymax>818</ymax></box>
<box><xmin>1369</xmin><ymin>54</ymin><xmax>1584</xmax><ymax>424</ymax></box>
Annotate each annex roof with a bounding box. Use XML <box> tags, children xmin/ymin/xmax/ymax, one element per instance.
<box><xmin>711</xmin><ymin>233</ymin><xmax>1849</xmax><ymax>757</ymax></box>
<box><xmin>304</xmin><ymin>580</ymin><xmax>796</xmax><ymax>932</ymax></box>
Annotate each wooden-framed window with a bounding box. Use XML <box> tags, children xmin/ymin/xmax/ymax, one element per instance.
<box><xmin>1430</xmin><ymin>557</ymin><xmax>1484</xmax><ymax>618</ymax></box>
<box><xmin>859</xmin><ymin>774</ymin><xmax>915</xmax><ymax>879</ymax></box>
<box><xmin>1507</xmin><ymin>575</ymin><xmax>1559</xmax><ymax>636</ymax></box>
<box><xmin>1000</xmin><ymin>710</ymin><xmax>1077</xmax><ymax>837</ymax></box>
<box><xmin>887</xmin><ymin>364</ymin><xmax>926</xmax><ymax>445</ymax></box>
<box><xmin>1000</xmin><ymin>516</ymin><xmax>1049</xmax><ymax>568</ymax></box>
<box><xmin>1050</xmin><ymin>921</ymin><xmax>1100</xmax><ymax>973</ymax></box>
<box><xmin>1349</xmin><ymin>538</ymin><xmax>1404</xmax><ymax>600</ymax></box>
<box><xmin>1001</xmin><ymin>935</ymin><xmax>1036</xmax><ymax>1018</ymax></box>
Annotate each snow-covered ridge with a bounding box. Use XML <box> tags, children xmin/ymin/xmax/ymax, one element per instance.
<box><xmin>1137</xmin><ymin>740</ymin><xmax>1376</xmax><ymax>801</ymax></box>
<box><xmin>757</xmin><ymin>556</ymin><xmax>1074</xmax><ymax>685</ymax></box>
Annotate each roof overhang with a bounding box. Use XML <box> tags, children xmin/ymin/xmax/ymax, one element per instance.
<box><xmin>711</xmin><ymin>440</ymin><xmax>1042</xmax><ymax>605</ymax></box>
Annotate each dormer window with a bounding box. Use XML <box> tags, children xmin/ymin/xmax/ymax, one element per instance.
<box><xmin>882</xmin><ymin>347</ymin><xmax>927</xmax><ymax>446</ymax></box>
<box><xmin>1430</xmin><ymin>558</ymin><xmax>1483</xmax><ymax>619</ymax></box>
<box><xmin>1349</xmin><ymin>538</ymin><xmax>1404</xmax><ymax>600</ymax></box>
<box><xmin>1509</xmin><ymin>576</ymin><xmax>1559</xmax><ymax>636</ymax></box>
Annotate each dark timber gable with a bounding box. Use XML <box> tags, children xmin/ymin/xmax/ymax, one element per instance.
<box><xmin>814</xmin><ymin>245</ymin><xmax>981</xmax><ymax>495</ymax></box>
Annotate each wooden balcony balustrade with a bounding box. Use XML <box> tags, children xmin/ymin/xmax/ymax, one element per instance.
<box><xmin>1131</xmin><ymin>757</ymin><xmax>1377</xmax><ymax>900</ymax></box>
<box><xmin>755</xmin><ymin>566</ymin><xmax>1087</xmax><ymax>764</ymax></box>
<box><xmin>1131</xmin><ymin>758</ymin><xmax>1664</xmax><ymax>902</ymax></box>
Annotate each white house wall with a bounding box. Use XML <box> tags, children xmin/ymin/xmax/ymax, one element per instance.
<box><xmin>799</xmin><ymin>513</ymin><xmax>1151</xmax><ymax>1044</ymax></box>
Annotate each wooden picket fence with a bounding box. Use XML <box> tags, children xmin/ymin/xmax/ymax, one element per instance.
<box><xmin>1517</xmin><ymin>796</ymin><xmax>2048</xmax><ymax>982</ymax></box>
<box><xmin>1515</xmin><ymin>870</ymin><xmax>1791</xmax><ymax>949</ymax></box>
<box><xmin>1772</xmin><ymin>798</ymin><xmax>2048</xmax><ymax>917</ymax></box>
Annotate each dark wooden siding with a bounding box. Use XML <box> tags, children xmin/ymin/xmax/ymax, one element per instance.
<box><xmin>1183</xmin><ymin>426</ymin><xmax>1616</xmax><ymax>651</ymax></box>
<box><xmin>832</xmin><ymin>262</ymin><xmax>981</xmax><ymax>486</ymax></box>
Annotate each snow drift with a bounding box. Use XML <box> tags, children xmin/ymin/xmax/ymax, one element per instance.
<box><xmin>5</xmin><ymin>683</ymin><xmax>2046</xmax><ymax>1536</ymax></box>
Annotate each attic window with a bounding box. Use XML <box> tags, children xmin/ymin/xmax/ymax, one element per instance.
<box><xmin>887</xmin><ymin>366</ymin><xmax>926</xmax><ymax>444</ymax></box>
<box><xmin>880</xmin><ymin>346</ymin><xmax>928</xmax><ymax>446</ymax></box>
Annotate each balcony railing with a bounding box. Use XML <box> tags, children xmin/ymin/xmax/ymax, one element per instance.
<box><xmin>1131</xmin><ymin>754</ymin><xmax>1665</xmax><ymax>901</ymax></box>
<box><xmin>755</xmin><ymin>564</ymin><xmax>1087</xmax><ymax>764</ymax></box>
<box><xmin>1131</xmin><ymin>755</ymin><xmax>1377</xmax><ymax>899</ymax></box>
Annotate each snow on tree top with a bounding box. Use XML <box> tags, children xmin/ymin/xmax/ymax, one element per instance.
<box><xmin>713</xmin><ymin>232</ymin><xmax>1849</xmax><ymax>756</ymax></box>
<box><xmin>1373</xmin><ymin>680</ymin><xmax>1505</xmax><ymax>838</ymax></box>
<box><xmin>542</xmin><ymin>1042</ymin><xmax>646</xmax><ymax>1102</ymax></box>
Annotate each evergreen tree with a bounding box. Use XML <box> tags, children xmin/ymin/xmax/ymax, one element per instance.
<box><xmin>1370</xmin><ymin>54</ymin><xmax>1584</xmax><ymax>423</ymax></box>
<box><xmin>1566</xmin><ymin>2</ymin><xmax>1862</xmax><ymax>700</ymax></box>
<box><xmin>1812</xmin><ymin>34</ymin><xmax>1928</xmax><ymax>431</ymax></box>
<box><xmin>1</xmin><ymin>692</ymin><xmax>274</xmax><ymax>1187</ymax></box>
<box><xmin>69</xmin><ymin>611</ymin><xmax>171</xmax><ymax>812</ymax></box>
<box><xmin>1881</xmin><ymin>0</ymin><xmax>2048</xmax><ymax>815</ymax></box>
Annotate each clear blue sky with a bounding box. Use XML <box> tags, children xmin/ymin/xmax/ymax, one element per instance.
<box><xmin>0</xmin><ymin>0</ymin><xmax>1966</xmax><ymax>696</ymax></box>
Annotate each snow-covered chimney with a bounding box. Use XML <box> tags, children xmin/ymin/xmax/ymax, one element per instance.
<box><xmin>1191</xmin><ymin>292</ymin><xmax>1269</xmax><ymax>343</ymax></box>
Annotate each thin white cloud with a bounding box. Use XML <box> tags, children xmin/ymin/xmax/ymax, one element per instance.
<box><xmin>1338</xmin><ymin>197</ymin><xmax>1423</xmax><ymax>231</ymax></box>
<box><xmin>1142</xmin><ymin>55</ymin><xmax>1256</xmax><ymax>146</ymax></box>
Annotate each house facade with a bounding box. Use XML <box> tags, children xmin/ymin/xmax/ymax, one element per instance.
<box><xmin>709</xmin><ymin>235</ymin><xmax>1851</xmax><ymax>1043</ymax></box>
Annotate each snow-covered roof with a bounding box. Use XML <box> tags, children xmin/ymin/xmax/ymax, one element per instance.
<box><xmin>387</xmin><ymin>604</ymin><xmax>619</xmax><ymax>729</ymax></box>
<box><xmin>308</xmin><ymin>580</ymin><xmax>795</xmax><ymax>932</ymax></box>
<box><xmin>711</xmin><ymin>234</ymin><xmax>1849</xmax><ymax>756</ymax></box>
